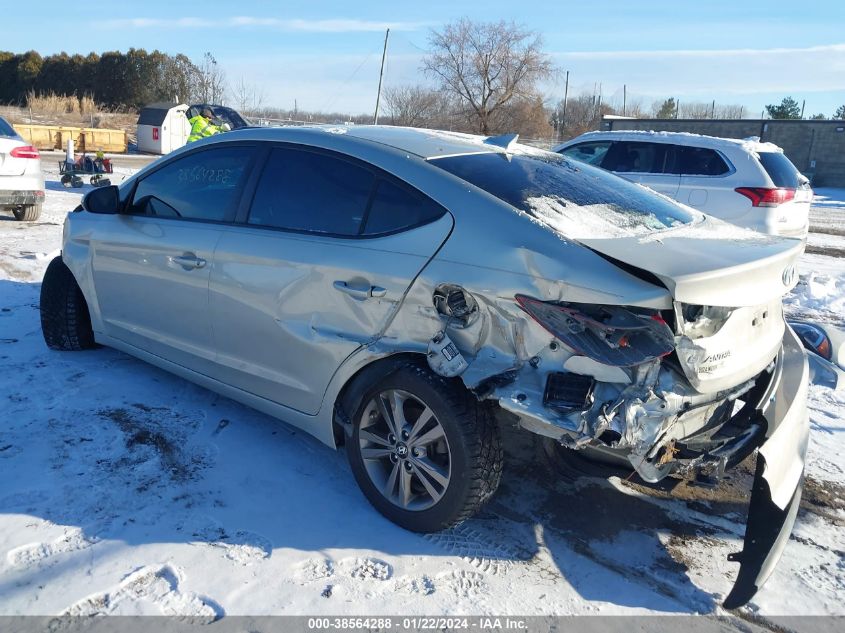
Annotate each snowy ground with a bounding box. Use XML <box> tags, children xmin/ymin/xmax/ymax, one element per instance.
<box><xmin>1</xmin><ymin>172</ymin><xmax>844</xmax><ymax>623</ymax></box>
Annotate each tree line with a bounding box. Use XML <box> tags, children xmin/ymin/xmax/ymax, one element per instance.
<box><xmin>0</xmin><ymin>49</ymin><xmax>222</xmax><ymax>110</ymax></box>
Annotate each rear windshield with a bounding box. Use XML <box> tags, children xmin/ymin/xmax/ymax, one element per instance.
<box><xmin>758</xmin><ymin>152</ymin><xmax>801</xmax><ymax>188</ymax></box>
<box><xmin>0</xmin><ymin>117</ymin><xmax>17</xmax><ymax>137</ymax></box>
<box><xmin>430</xmin><ymin>149</ymin><xmax>695</xmax><ymax>238</ymax></box>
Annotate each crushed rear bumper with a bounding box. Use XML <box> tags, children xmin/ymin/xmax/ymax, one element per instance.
<box><xmin>724</xmin><ymin>324</ymin><xmax>809</xmax><ymax>608</ymax></box>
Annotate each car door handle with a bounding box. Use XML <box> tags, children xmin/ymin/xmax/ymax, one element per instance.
<box><xmin>169</xmin><ymin>254</ymin><xmax>207</xmax><ymax>270</ymax></box>
<box><xmin>333</xmin><ymin>281</ymin><xmax>386</xmax><ymax>300</ymax></box>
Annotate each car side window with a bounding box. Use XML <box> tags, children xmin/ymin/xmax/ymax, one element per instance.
<box><xmin>674</xmin><ymin>146</ymin><xmax>730</xmax><ymax>176</ymax></box>
<box><xmin>362</xmin><ymin>179</ymin><xmax>446</xmax><ymax>235</ymax></box>
<box><xmin>248</xmin><ymin>147</ymin><xmax>375</xmax><ymax>236</ymax></box>
<box><xmin>601</xmin><ymin>141</ymin><xmax>664</xmax><ymax>174</ymax></box>
<box><xmin>129</xmin><ymin>145</ymin><xmax>254</xmax><ymax>221</ymax></box>
<box><xmin>559</xmin><ymin>141</ymin><xmax>611</xmax><ymax>166</ymax></box>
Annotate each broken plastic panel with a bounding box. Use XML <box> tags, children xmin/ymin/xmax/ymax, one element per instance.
<box><xmin>678</xmin><ymin>303</ymin><xmax>735</xmax><ymax>340</ymax></box>
<box><xmin>515</xmin><ymin>295</ymin><xmax>675</xmax><ymax>367</ymax></box>
<box><xmin>543</xmin><ymin>372</ymin><xmax>594</xmax><ymax>412</ymax></box>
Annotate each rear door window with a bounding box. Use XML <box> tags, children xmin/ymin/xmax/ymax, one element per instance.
<box><xmin>758</xmin><ymin>152</ymin><xmax>801</xmax><ymax>187</ymax></box>
<box><xmin>362</xmin><ymin>180</ymin><xmax>446</xmax><ymax>235</ymax></box>
<box><xmin>559</xmin><ymin>141</ymin><xmax>612</xmax><ymax>166</ymax></box>
<box><xmin>673</xmin><ymin>146</ymin><xmax>730</xmax><ymax>176</ymax></box>
<box><xmin>128</xmin><ymin>145</ymin><xmax>255</xmax><ymax>221</ymax></box>
<box><xmin>601</xmin><ymin>141</ymin><xmax>665</xmax><ymax>174</ymax></box>
<box><xmin>247</xmin><ymin>147</ymin><xmax>375</xmax><ymax>236</ymax></box>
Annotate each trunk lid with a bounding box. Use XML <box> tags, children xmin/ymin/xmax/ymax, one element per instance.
<box><xmin>576</xmin><ymin>215</ymin><xmax>804</xmax><ymax>308</ymax></box>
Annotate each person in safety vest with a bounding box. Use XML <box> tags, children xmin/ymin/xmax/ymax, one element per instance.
<box><xmin>187</xmin><ymin>108</ymin><xmax>225</xmax><ymax>143</ymax></box>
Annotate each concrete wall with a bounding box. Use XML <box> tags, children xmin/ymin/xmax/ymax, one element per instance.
<box><xmin>602</xmin><ymin>118</ymin><xmax>845</xmax><ymax>187</ymax></box>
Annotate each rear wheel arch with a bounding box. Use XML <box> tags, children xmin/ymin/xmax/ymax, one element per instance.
<box><xmin>333</xmin><ymin>352</ymin><xmax>429</xmax><ymax>446</ymax></box>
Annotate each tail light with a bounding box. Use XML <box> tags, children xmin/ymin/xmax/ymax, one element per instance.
<box><xmin>735</xmin><ymin>187</ymin><xmax>795</xmax><ymax>207</ymax></box>
<box><xmin>791</xmin><ymin>322</ymin><xmax>832</xmax><ymax>360</ymax></box>
<box><xmin>515</xmin><ymin>295</ymin><xmax>675</xmax><ymax>367</ymax></box>
<box><xmin>10</xmin><ymin>145</ymin><xmax>40</xmax><ymax>159</ymax></box>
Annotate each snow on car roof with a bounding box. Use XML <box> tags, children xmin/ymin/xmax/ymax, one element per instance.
<box><xmin>225</xmin><ymin>125</ymin><xmax>515</xmax><ymax>160</ymax></box>
<box><xmin>340</xmin><ymin>125</ymin><xmax>515</xmax><ymax>159</ymax></box>
<box><xmin>564</xmin><ymin>129</ymin><xmax>784</xmax><ymax>154</ymax></box>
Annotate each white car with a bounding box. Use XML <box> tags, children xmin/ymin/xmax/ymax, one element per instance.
<box><xmin>0</xmin><ymin>115</ymin><xmax>45</xmax><ymax>221</ymax></box>
<box><xmin>555</xmin><ymin>131</ymin><xmax>812</xmax><ymax>238</ymax></box>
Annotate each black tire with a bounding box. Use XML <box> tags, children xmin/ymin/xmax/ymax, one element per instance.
<box><xmin>13</xmin><ymin>203</ymin><xmax>41</xmax><ymax>222</ymax></box>
<box><xmin>40</xmin><ymin>256</ymin><xmax>96</xmax><ymax>351</ymax></box>
<box><xmin>346</xmin><ymin>364</ymin><xmax>503</xmax><ymax>532</ymax></box>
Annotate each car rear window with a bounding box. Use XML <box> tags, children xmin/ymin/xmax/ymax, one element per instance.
<box><xmin>0</xmin><ymin>117</ymin><xmax>17</xmax><ymax>137</ymax></box>
<box><xmin>430</xmin><ymin>149</ymin><xmax>694</xmax><ymax>238</ymax></box>
<box><xmin>758</xmin><ymin>152</ymin><xmax>801</xmax><ymax>188</ymax></box>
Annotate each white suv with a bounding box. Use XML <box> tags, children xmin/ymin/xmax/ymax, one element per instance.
<box><xmin>0</xmin><ymin>115</ymin><xmax>45</xmax><ymax>221</ymax></box>
<box><xmin>555</xmin><ymin>131</ymin><xmax>812</xmax><ymax>238</ymax></box>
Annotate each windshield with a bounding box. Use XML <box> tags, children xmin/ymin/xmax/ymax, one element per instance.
<box><xmin>430</xmin><ymin>148</ymin><xmax>695</xmax><ymax>239</ymax></box>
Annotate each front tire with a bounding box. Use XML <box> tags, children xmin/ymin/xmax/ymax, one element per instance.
<box><xmin>13</xmin><ymin>203</ymin><xmax>41</xmax><ymax>221</ymax></box>
<box><xmin>346</xmin><ymin>365</ymin><xmax>502</xmax><ymax>532</ymax></box>
<box><xmin>40</xmin><ymin>256</ymin><xmax>96</xmax><ymax>351</ymax></box>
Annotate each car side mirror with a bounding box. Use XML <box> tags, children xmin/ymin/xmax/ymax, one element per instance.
<box><xmin>83</xmin><ymin>185</ymin><xmax>120</xmax><ymax>214</ymax></box>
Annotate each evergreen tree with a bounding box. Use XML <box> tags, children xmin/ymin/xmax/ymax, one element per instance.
<box><xmin>765</xmin><ymin>97</ymin><xmax>801</xmax><ymax>119</ymax></box>
<box><xmin>655</xmin><ymin>98</ymin><xmax>677</xmax><ymax>118</ymax></box>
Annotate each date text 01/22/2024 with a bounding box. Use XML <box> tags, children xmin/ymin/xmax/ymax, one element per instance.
<box><xmin>306</xmin><ymin>617</ymin><xmax>528</xmax><ymax>630</ymax></box>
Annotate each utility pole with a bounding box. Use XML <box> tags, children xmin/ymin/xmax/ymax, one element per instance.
<box><xmin>623</xmin><ymin>84</ymin><xmax>627</xmax><ymax>117</ymax></box>
<box><xmin>561</xmin><ymin>70</ymin><xmax>569</xmax><ymax>138</ymax></box>
<box><xmin>711</xmin><ymin>100</ymin><xmax>716</xmax><ymax>119</ymax></box>
<box><xmin>801</xmin><ymin>99</ymin><xmax>806</xmax><ymax>119</ymax></box>
<box><xmin>373</xmin><ymin>28</ymin><xmax>390</xmax><ymax>125</ymax></box>
<box><xmin>675</xmin><ymin>99</ymin><xmax>680</xmax><ymax>119</ymax></box>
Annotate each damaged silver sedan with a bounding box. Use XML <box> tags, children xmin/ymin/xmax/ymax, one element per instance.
<box><xmin>42</xmin><ymin>126</ymin><xmax>809</xmax><ymax>608</ymax></box>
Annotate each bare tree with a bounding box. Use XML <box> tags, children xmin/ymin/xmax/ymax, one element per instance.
<box><xmin>491</xmin><ymin>95</ymin><xmax>553</xmax><ymax>139</ymax></box>
<box><xmin>231</xmin><ymin>76</ymin><xmax>266</xmax><ymax>116</ymax></box>
<box><xmin>553</xmin><ymin>92</ymin><xmax>615</xmax><ymax>140</ymax></box>
<box><xmin>675</xmin><ymin>101</ymin><xmax>744</xmax><ymax>119</ymax></box>
<box><xmin>194</xmin><ymin>52</ymin><xmax>227</xmax><ymax>104</ymax></box>
<box><xmin>383</xmin><ymin>85</ymin><xmax>447</xmax><ymax>127</ymax></box>
<box><xmin>423</xmin><ymin>18</ymin><xmax>553</xmax><ymax>135</ymax></box>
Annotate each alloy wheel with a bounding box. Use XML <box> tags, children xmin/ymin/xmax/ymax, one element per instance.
<box><xmin>358</xmin><ymin>389</ymin><xmax>452</xmax><ymax>511</ymax></box>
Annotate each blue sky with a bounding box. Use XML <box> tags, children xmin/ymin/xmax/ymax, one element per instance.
<box><xmin>3</xmin><ymin>0</ymin><xmax>844</xmax><ymax>117</ymax></box>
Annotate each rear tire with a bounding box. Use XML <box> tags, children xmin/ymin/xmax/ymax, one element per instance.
<box><xmin>13</xmin><ymin>203</ymin><xmax>41</xmax><ymax>222</ymax></box>
<box><xmin>537</xmin><ymin>435</ymin><xmax>633</xmax><ymax>482</ymax></box>
<box><xmin>40</xmin><ymin>256</ymin><xmax>96</xmax><ymax>351</ymax></box>
<box><xmin>346</xmin><ymin>364</ymin><xmax>503</xmax><ymax>532</ymax></box>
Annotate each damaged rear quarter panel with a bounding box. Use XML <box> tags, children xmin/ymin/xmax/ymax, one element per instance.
<box><xmin>377</xmin><ymin>198</ymin><xmax>674</xmax><ymax>418</ymax></box>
